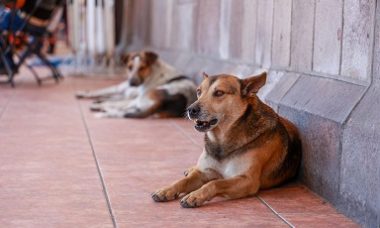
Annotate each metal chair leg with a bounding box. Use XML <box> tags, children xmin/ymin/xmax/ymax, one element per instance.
<box><xmin>8</xmin><ymin>72</ymin><xmax>15</xmax><ymax>87</ymax></box>
<box><xmin>14</xmin><ymin>52</ymin><xmax>41</xmax><ymax>85</ymax></box>
<box><xmin>25</xmin><ymin>63</ymin><xmax>42</xmax><ymax>85</ymax></box>
<box><xmin>36</xmin><ymin>52</ymin><xmax>61</xmax><ymax>83</ymax></box>
<box><xmin>0</xmin><ymin>51</ymin><xmax>16</xmax><ymax>87</ymax></box>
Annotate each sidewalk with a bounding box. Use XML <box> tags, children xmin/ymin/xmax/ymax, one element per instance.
<box><xmin>0</xmin><ymin>75</ymin><xmax>358</xmax><ymax>227</ymax></box>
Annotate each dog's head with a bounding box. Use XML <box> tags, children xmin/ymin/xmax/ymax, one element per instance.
<box><xmin>187</xmin><ymin>72</ymin><xmax>267</xmax><ymax>132</ymax></box>
<box><xmin>122</xmin><ymin>51</ymin><xmax>159</xmax><ymax>86</ymax></box>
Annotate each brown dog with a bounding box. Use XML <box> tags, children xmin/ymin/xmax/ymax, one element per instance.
<box><xmin>152</xmin><ymin>72</ymin><xmax>302</xmax><ymax>207</ymax></box>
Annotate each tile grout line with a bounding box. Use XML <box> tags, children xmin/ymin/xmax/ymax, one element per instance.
<box><xmin>0</xmin><ymin>77</ymin><xmax>31</xmax><ymax>121</ymax></box>
<box><xmin>257</xmin><ymin>196</ymin><xmax>294</xmax><ymax>228</ymax></box>
<box><xmin>74</xmin><ymin>88</ymin><xmax>118</xmax><ymax>228</ymax></box>
<box><xmin>0</xmin><ymin>95</ymin><xmax>12</xmax><ymax>120</ymax></box>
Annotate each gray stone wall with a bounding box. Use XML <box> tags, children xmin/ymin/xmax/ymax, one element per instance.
<box><xmin>126</xmin><ymin>0</ymin><xmax>380</xmax><ymax>227</ymax></box>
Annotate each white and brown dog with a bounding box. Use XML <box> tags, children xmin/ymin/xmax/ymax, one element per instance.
<box><xmin>76</xmin><ymin>51</ymin><xmax>197</xmax><ymax>118</ymax></box>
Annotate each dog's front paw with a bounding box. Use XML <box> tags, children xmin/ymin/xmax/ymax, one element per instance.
<box><xmin>89</xmin><ymin>103</ymin><xmax>104</xmax><ymax>112</ymax></box>
<box><xmin>75</xmin><ymin>91</ymin><xmax>90</xmax><ymax>99</ymax></box>
<box><xmin>94</xmin><ymin>112</ymin><xmax>108</xmax><ymax>119</ymax></box>
<box><xmin>151</xmin><ymin>187</ymin><xmax>180</xmax><ymax>202</ymax></box>
<box><xmin>93</xmin><ymin>99</ymin><xmax>105</xmax><ymax>104</ymax></box>
<box><xmin>180</xmin><ymin>191</ymin><xmax>207</xmax><ymax>208</ymax></box>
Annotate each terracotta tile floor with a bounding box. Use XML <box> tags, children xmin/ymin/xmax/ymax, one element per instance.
<box><xmin>0</xmin><ymin>74</ymin><xmax>358</xmax><ymax>227</ymax></box>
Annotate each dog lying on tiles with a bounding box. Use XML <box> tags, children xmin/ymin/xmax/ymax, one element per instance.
<box><xmin>75</xmin><ymin>51</ymin><xmax>197</xmax><ymax>118</ymax></box>
<box><xmin>152</xmin><ymin>72</ymin><xmax>302</xmax><ymax>207</ymax></box>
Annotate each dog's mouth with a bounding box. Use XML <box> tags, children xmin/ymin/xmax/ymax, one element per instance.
<box><xmin>194</xmin><ymin>118</ymin><xmax>218</xmax><ymax>132</ymax></box>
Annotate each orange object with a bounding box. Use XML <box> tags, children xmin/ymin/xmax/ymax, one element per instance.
<box><xmin>5</xmin><ymin>0</ymin><xmax>26</xmax><ymax>9</ymax></box>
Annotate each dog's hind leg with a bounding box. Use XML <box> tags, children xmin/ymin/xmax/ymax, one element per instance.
<box><xmin>123</xmin><ymin>104</ymin><xmax>160</xmax><ymax>118</ymax></box>
<box><xmin>94</xmin><ymin>108</ymin><xmax>126</xmax><ymax>118</ymax></box>
<box><xmin>124</xmin><ymin>89</ymin><xmax>188</xmax><ymax>118</ymax></box>
<box><xmin>123</xmin><ymin>91</ymin><xmax>163</xmax><ymax>118</ymax></box>
<box><xmin>151</xmin><ymin>168</ymin><xmax>221</xmax><ymax>202</ymax></box>
<box><xmin>90</xmin><ymin>98</ymin><xmax>133</xmax><ymax>113</ymax></box>
<box><xmin>180</xmin><ymin>170</ymin><xmax>261</xmax><ymax>208</ymax></box>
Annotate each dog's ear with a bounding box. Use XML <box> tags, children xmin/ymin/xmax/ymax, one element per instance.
<box><xmin>241</xmin><ymin>72</ymin><xmax>267</xmax><ymax>96</ymax></box>
<box><xmin>144</xmin><ymin>51</ymin><xmax>159</xmax><ymax>66</ymax></box>
<box><xmin>202</xmin><ymin>72</ymin><xmax>209</xmax><ymax>79</ymax></box>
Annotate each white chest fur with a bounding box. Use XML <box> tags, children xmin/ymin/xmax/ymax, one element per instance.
<box><xmin>196</xmin><ymin>149</ymin><xmax>252</xmax><ymax>178</ymax></box>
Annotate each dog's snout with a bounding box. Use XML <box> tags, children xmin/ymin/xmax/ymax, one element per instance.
<box><xmin>187</xmin><ymin>105</ymin><xmax>200</xmax><ymax>118</ymax></box>
<box><xmin>129</xmin><ymin>77</ymin><xmax>140</xmax><ymax>87</ymax></box>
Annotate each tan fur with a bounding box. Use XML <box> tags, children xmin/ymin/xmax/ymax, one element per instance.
<box><xmin>152</xmin><ymin>72</ymin><xmax>302</xmax><ymax>207</ymax></box>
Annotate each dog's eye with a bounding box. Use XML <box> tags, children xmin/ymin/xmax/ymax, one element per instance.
<box><xmin>214</xmin><ymin>90</ymin><xmax>225</xmax><ymax>97</ymax></box>
<box><xmin>196</xmin><ymin>89</ymin><xmax>201</xmax><ymax>97</ymax></box>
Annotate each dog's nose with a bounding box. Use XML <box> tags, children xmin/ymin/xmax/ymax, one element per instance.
<box><xmin>187</xmin><ymin>105</ymin><xmax>200</xmax><ymax>118</ymax></box>
<box><xmin>129</xmin><ymin>77</ymin><xmax>140</xmax><ymax>87</ymax></box>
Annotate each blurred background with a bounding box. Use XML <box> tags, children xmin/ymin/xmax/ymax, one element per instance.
<box><xmin>0</xmin><ymin>1</ymin><xmax>379</xmax><ymax>227</ymax></box>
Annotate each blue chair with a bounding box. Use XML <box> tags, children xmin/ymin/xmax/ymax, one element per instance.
<box><xmin>0</xmin><ymin>0</ymin><xmax>64</xmax><ymax>87</ymax></box>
